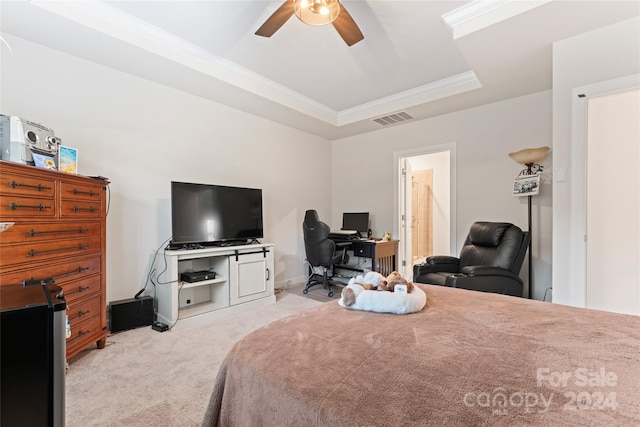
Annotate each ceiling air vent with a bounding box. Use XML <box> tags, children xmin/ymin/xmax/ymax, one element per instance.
<box><xmin>372</xmin><ymin>111</ymin><xmax>415</xmax><ymax>126</ymax></box>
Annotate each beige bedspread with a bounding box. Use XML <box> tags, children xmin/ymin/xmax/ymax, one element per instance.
<box><xmin>202</xmin><ymin>284</ymin><xmax>640</xmax><ymax>426</ymax></box>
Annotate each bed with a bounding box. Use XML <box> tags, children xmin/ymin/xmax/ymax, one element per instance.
<box><xmin>202</xmin><ymin>284</ymin><xmax>640</xmax><ymax>426</ymax></box>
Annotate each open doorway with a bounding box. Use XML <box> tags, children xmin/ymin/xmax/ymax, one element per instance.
<box><xmin>395</xmin><ymin>144</ymin><xmax>455</xmax><ymax>280</ymax></box>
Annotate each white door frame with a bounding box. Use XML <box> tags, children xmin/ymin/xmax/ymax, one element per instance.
<box><xmin>393</xmin><ymin>143</ymin><xmax>457</xmax><ymax>279</ymax></box>
<box><xmin>568</xmin><ymin>73</ymin><xmax>640</xmax><ymax>307</ymax></box>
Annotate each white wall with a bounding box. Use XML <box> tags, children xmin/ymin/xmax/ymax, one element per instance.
<box><xmin>0</xmin><ymin>34</ymin><xmax>332</xmax><ymax>302</ymax></box>
<box><xmin>552</xmin><ymin>17</ymin><xmax>640</xmax><ymax>306</ymax></box>
<box><xmin>332</xmin><ymin>91</ymin><xmax>553</xmax><ymax>300</ymax></box>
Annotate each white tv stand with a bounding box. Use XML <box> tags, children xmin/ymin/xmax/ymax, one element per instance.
<box><xmin>155</xmin><ymin>242</ymin><xmax>275</xmax><ymax>327</ymax></box>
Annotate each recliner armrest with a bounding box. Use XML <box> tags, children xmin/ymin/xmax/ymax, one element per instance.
<box><xmin>461</xmin><ymin>265</ymin><xmax>521</xmax><ymax>281</ymax></box>
<box><xmin>427</xmin><ymin>256</ymin><xmax>460</xmax><ymax>266</ymax></box>
<box><xmin>413</xmin><ymin>257</ymin><xmax>460</xmax><ymax>278</ymax></box>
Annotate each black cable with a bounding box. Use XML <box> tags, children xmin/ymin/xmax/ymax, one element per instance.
<box><xmin>133</xmin><ymin>236</ymin><xmax>173</xmax><ymax>299</ymax></box>
<box><xmin>154</xmin><ymin>241</ymin><xmax>179</xmax><ymax>285</ymax></box>
<box><xmin>168</xmin><ymin>283</ymin><xmax>183</xmax><ymax>331</ymax></box>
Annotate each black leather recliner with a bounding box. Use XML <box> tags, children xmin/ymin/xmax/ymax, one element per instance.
<box><xmin>413</xmin><ymin>222</ymin><xmax>530</xmax><ymax>297</ymax></box>
<box><xmin>302</xmin><ymin>210</ymin><xmax>345</xmax><ymax>297</ymax></box>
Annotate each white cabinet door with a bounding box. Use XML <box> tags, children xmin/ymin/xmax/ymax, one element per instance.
<box><xmin>229</xmin><ymin>250</ymin><xmax>273</xmax><ymax>305</ymax></box>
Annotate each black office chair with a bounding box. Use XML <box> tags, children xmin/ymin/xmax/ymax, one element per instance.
<box><xmin>302</xmin><ymin>210</ymin><xmax>344</xmax><ymax>297</ymax></box>
<box><xmin>413</xmin><ymin>221</ymin><xmax>530</xmax><ymax>297</ymax></box>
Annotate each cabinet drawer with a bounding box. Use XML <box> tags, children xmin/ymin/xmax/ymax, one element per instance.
<box><xmin>0</xmin><ymin>221</ymin><xmax>101</xmax><ymax>245</ymax></box>
<box><xmin>352</xmin><ymin>243</ymin><xmax>373</xmax><ymax>258</ymax></box>
<box><xmin>60</xmin><ymin>181</ymin><xmax>103</xmax><ymax>202</ymax></box>
<box><xmin>60</xmin><ymin>275</ymin><xmax>102</xmax><ymax>305</ymax></box>
<box><xmin>0</xmin><ymin>236</ymin><xmax>101</xmax><ymax>267</ymax></box>
<box><xmin>60</xmin><ymin>199</ymin><xmax>103</xmax><ymax>218</ymax></box>
<box><xmin>0</xmin><ymin>171</ymin><xmax>56</xmax><ymax>198</ymax></box>
<box><xmin>66</xmin><ymin>312</ymin><xmax>102</xmax><ymax>350</ymax></box>
<box><xmin>67</xmin><ymin>294</ymin><xmax>102</xmax><ymax>329</ymax></box>
<box><xmin>0</xmin><ymin>254</ymin><xmax>101</xmax><ymax>287</ymax></box>
<box><xmin>0</xmin><ymin>194</ymin><xmax>56</xmax><ymax>218</ymax></box>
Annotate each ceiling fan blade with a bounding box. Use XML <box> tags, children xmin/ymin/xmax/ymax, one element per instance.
<box><xmin>332</xmin><ymin>3</ymin><xmax>364</xmax><ymax>46</ymax></box>
<box><xmin>255</xmin><ymin>0</ymin><xmax>295</xmax><ymax>38</ymax></box>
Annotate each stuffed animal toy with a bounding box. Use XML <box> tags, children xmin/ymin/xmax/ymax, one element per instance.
<box><xmin>376</xmin><ymin>271</ymin><xmax>415</xmax><ymax>293</ymax></box>
<box><xmin>341</xmin><ymin>271</ymin><xmax>385</xmax><ymax>306</ymax></box>
<box><xmin>338</xmin><ymin>271</ymin><xmax>427</xmax><ymax>314</ymax></box>
<box><xmin>361</xmin><ymin>271</ymin><xmax>386</xmax><ymax>290</ymax></box>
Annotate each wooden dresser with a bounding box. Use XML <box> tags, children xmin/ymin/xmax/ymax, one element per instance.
<box><xmin>0</xmin><ymin>160</ymin><xmax>108</xmax><ymax>360</ymax></box>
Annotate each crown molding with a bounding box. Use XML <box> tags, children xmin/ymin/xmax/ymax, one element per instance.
<box><xmin>30</xmin><ymin>1</ymin><xmax>338</xmax><ymax>124</ymax></box>
<box><xmin>30</xmin><ymin>1</ymin><xmax>481</xmax><ymax>128</ymax></box>
<box><xmin>442</xmin><ymin>0</ymin><xmax>552</xmax><ymax>39</ymax></box>
<box><xmin>337</xmin><ymin>71</ymin><xmax>482</xmax><ymax>126</ymax></box>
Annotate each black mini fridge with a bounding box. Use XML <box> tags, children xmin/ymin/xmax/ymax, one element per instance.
<box><xmin>1</xmin><ymin>282</ymin><xmax>66</xmax><ymax>427</ymax></box>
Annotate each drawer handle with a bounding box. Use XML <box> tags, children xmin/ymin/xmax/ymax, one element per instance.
<box><xmin>28</xmin><ymin>244</ymin><xmax>89</xmax><ymax>257</ymax></box>
<box><xmin>72</xmin><ymin>205</ymin><xmax>99</xmax><ymax>213</ymax></box>
<box><xmin>28</xmin><ymin>227</ymin><xmax>89</xmax><ymax>236</ymax></box>
<box><xmin>56</xmin><ymin>266</ymin><xmax>91</xmax><ymax>278</ymax></box>
<box><xmin>19</xmin><ymin>266</ymin><xmax>90</xmax><ymax>286</ymax></box>
<box><xmin>70</xmin><ymin>310</ymin><xmax>90</xmax><ymax>320</ymax></box>
<box><xmin>67</xmin><ymin>285</ymin><xmax>91</xmax><ymax>296</ymax></box>
<box><xmin>67</xmin><ymin>329</ymin><xmax>90</xmax><ymax>343</ymax></box>
<box><xmin>8</xmin><ymin>180</ymin><xmax>52</xmax><ymax>192</ymax></box>
<box><xmin>72</xmin><ymin>188</ymin><xmax>98</xmax><ymax>197</ymax></box>
<box><xmin>9</xmin><ymin>202</ymin><xmax>52</xmax><ymax>211</ymax></box>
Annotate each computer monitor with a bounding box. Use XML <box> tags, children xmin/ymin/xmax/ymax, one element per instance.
<box><xmin>342</xmin><ymin>212</ymin><xmax>369</xmax><ymax>236</ymax></box>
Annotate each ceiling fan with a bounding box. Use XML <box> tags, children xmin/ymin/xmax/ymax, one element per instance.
<box><xmin>255</xmin><ymin>0</ymin><xmax>364</xmax><ymax>47</ymax></box>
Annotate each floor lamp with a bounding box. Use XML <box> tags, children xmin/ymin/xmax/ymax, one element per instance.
<box><xmin>509</xmin><ymin>146</ymin><xmax>550</xmax><ymax>299</ymax></box>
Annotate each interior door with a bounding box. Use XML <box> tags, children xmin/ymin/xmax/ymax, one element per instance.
<box><xmin>585</xmin><ymin>88</ymin><xmax>640</xmax><ymax>315</ymax></box>
<box><xmin>411</xmin><ymin>169</ymin><xmax>433</xmax><ymax>262</ymax></box>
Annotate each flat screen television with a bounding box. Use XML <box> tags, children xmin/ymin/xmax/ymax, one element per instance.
<box><xmin>171</xmin><ymin>181</ymin><xmax>263</xmax><ymax>246</ymax></box>
<box><xmin>342</xmin><ymin>212</ymin><xmax>369</xmax><ymax>236</ymax></box>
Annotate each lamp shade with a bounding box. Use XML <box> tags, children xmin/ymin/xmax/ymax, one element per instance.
<box><xmin>293</xmin><ymin>0</ymin><xmax>341</xmax><ymax>26</ymax></box>
<box><xmin>508</xmin><ymin>146</ymin><xmax>550</xmax><ymax>165</ymax></box>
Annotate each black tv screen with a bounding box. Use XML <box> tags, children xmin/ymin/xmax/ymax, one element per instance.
<box><xmin>171</xmin><ymin>181</ymin><xmax>263</xmax><ymax>246</ymax></box>
<box><xmin>342</xmin><ymin>212</ymin><xmax>369</xmax><ymax>233</ymax></box>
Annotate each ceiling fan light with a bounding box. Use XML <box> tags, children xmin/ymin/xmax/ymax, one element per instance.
<box><xmin>294</xmin><ymin>0</ymin><xmax>340</xmax><ymax>26</ymax></box>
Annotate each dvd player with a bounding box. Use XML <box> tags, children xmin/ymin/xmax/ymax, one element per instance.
<box><xmin>181</xmin><ymin>270</ymin><xmax>216</xmax><ymax>283</ymax></box>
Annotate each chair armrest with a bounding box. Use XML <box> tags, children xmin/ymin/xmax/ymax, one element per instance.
<box><xmin>413</xmin><ymin>256</ymin><xmax>460</xmax><ymax>278</ymax></box>
<box><xmin>427</xmin><ymin>256</ymin><xmax>460</xmax><ymax>266</ymax></box>
<box><xmin>461</xmin><ymin>265</ymin><xmax>521</xmax><ymax>281</ymax></box>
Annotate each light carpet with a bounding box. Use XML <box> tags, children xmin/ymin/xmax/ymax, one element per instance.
<box><xmin>65</xmin><ymin>286</ymin><xmax>325</xmax><ymax>426</ymax></box>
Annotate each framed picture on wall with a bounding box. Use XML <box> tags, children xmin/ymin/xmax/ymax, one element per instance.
<box><xmin>58</xmin><ymin>146</ymin><xmax>78</xmax><ymax>174</ymax></box>
<box><xmin>512</xmin><ymin>173</ymin><xmax>540</xmax><ymax>197</ymax></box>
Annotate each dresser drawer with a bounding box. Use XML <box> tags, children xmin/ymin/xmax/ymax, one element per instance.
<box><xmin>66</xmin><ymin>312</ymin><xmax>103</xmax><ymax>351</ymax></box>
<box><xmin>0</xmin><ymin>236</ymin><xmax>102</xmax><ymax>267</ymax></box>
<box><xmin>0</xmin><ymin>221</ymin><xmax>101</xmax><ymax>245</ymax></box>
<box><xmin>67</xmin><ymin>294</ymin><xmax>102</xmax><ymax>329</ymax></box>
<box><xmin>0</xmin><ymin>194</ymin><xmax>56</xmax><ymax>218</ymax></box>
<box><xmin>0</xmin><ymin>254</ymin><xmax>101</xmax><ymax>287</ymax></box>
<box><xmin>60</xmin><ymin>181</ymin><xmax>103</xmax><ymax>202</ymax></box>
<box><xmin>60</xmin><ymin>199</ymin><xmax>103</xmax><ymax>218</ymax></box>
<box><xmin>0</xmin><ymin>170</ymin><xmax>56</xmax><ymax>198</ymax></box>
<box><xmin>60</xmin><ymin>275</ymin><xmax>102</xmax><ymax>305</ymax></box>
